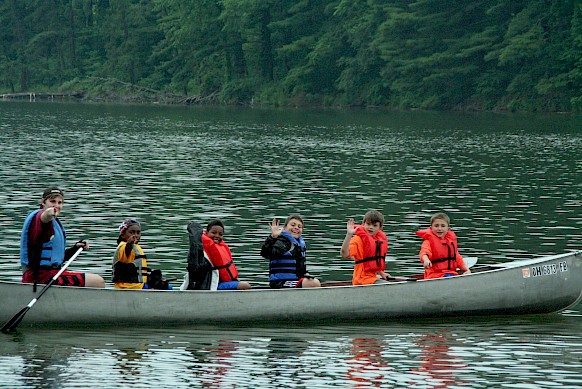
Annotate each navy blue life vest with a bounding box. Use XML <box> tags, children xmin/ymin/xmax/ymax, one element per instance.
<box><xmin>268</xmin><ymin>231</ymin><xmax>306</xmax><ymax>282</ymax></box>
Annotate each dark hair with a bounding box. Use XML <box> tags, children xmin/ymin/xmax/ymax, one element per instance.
<box><xmin>40</xmin><ymin>186</ymin><xmax>64</xmax><ymax>208</ymax></box>
<box><xmin>284</xmin><ymin>214</ymin><xmax>304</xmax><ymax>227</ymax></box>
<box><xmin>206</xmin><ymin>219</ymin><xmax>225</xmax><ymax>232</ymax></box>
<box><xmin>117</xmin><ymin>218</ymin><xmax>141</xmax><ymax>244</ymax></box>
<box><xmin>362</xmin><ymin>210</ymin><xmax>384</xmax><ymax>226</ymax></box>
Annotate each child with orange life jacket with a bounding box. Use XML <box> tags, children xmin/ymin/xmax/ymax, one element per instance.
<box><xmin>416</xmin><ymin>212</ymin><xmax>471</xmax><ymax>279</ymax></box>
<box><xmin>202</xmin><ymin>219</ymin><xmax>251</xmax><ymax>290</ymax></box>
<box><xmin>340</xmin><ymin>210</ymin><xmax>390</xmax><ymax>285</ymax></box>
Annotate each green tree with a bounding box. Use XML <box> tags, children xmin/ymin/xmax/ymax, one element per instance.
<box><xmin>96</xmin><ymin>0</ymin><xmax>161</xmax><ymax>85</ymax></box>
<box><xmin>153</xmin><ymin>0</ymin><xmax>225</xmax><ymax>95</ymax></box>
<box><xmin>0</xmin><ymin>0</ymin><xmax>30</xmax><ymax>91</ymax></box>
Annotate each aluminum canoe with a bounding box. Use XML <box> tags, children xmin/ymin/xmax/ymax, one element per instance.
<box><xmin>1</xmin><ymin>251</ymin><xmax>580</xmax><ymax>328</ymax></box>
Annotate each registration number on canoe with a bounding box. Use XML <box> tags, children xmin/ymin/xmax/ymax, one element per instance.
<box><xmin>523</xmin><ymin>261</ymin><xmax>568</xmax><ymax>278</ymax></box>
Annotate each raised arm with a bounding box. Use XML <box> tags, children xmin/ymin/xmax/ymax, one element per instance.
<box><xmin>260</xmin><ymin>219</ymin><xmax>289</xmax><ymax>259</ymax></box>
<box><xmin>340</xmin><ymin>218</ymin><xmax>357</xmax><ymax>258</ymax></box>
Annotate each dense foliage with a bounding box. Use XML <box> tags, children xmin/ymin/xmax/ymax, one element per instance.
<box><xmin>1</xmin><ymin>0</ymin><xmax>580</xmax><ymax>111</ymax></box>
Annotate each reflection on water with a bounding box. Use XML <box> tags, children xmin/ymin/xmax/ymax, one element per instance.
<box><xmin>1</xmin><ymin>318</ymin><xmax>581</xmax><ymax>388</ymax></box>
<box><xmin>411</xmin><ymin>331</ymin><xmax>463</xmax><ymax>388</ymax></box>
<box><xmin>0</xmin><ymin>102</ymin><xmax>581</xmax><ymax>388</ymax></box>
<box><xmin>347</xmin><ymin>337</ymin><xmax>391</xmax><ymax>387</ymax></box>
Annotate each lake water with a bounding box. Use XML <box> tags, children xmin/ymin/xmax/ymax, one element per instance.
<box><xmin>0</xmin><ymin>101</ymin><xmax>580</xmax><ymax>388</ymax></box>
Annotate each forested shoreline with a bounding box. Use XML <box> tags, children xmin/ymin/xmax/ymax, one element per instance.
<box><xmin>1</xmin><ymin>1</ymin><xmax>581</xmax><ymax>112</ymax></box>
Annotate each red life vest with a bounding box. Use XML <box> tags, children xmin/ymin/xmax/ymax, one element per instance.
<box><xmin>416</xmin><ymin>228</ymin><xmax>460</xmax><ymax>276</ymax></box>
<box><xmin>201</xmin><ymin>232</ymin><xmax>239</xmax><ymax>282</ymax></box>
<box><xmin>354</xmin><ymin>226</ymin><xmax>388</xmax><ymax>272</ymax></box>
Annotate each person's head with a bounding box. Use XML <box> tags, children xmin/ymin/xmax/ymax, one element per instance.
<box><xmin>40</xmin><ymin>186</ymin><xmax>64</xmax><ymax>211</ymax></box>
<box><xmin>283</xmin><ymin>214</ymin><xmax>304</xmax><ymax>239</ymax></box>
<box><xmin>361</xmin><ymin>210</ymin><xmax>384</xmax><ymax>237</ymax></box>
<box><xmin>430</xmin><ymin>212</ymin><xmax>450</xmax><ymax>238</ymax></box>
<box><xmin>206</xmin><ymin>219</ymin><xmax>225</xmax><ymax>244</ymax></box>
<box><xmin>118</xmin><ymin>218</ymin><xmax>141</xmax><ymax>244</ymax></box>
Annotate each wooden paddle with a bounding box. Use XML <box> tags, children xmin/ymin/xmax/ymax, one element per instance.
<box><xmin>1</xmin><ymin>247</ymin><xmax>83</xmax><ymax>333</ymax></box>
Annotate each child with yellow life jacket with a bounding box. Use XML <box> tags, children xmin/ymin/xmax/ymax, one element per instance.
<box><xmin>416</xmin><ymin>212</ymin><xmax>471</xmax><ymax>279</ymax></box>
<box><xmin>341</xmin><ymin>210</ymin><xmax>390</xmax><ymax>285</ymax></box>
<box><xmin>202</xmin><ymin>219</ymin><xmax>251</xmax><ymax>290</ymax></box>
<box><xmin>112</xmin><ymin>218</ymin><xmax>173</xmax><ymax>290</ymax></box>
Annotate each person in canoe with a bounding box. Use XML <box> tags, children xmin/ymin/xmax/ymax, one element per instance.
<box><xmin>182</xmin><ymin>220</ymin><xmax>251</xmax><ymax>290</ymax></box>
<box><xmin>340</xmin><ymin>210</ymin><xmax>390</xmax><ymax>285</ymax></box>
<box><xmin>113</xmin><ymin>218</ymin><xmax>173</xmax><ymax>289</ymax></box>
<box><xmin>201</xmin><ymin>219</ymin><xmax>251</xmax><ymax>290</ymax></box>
<box><xmin>260</xmin><ymin>215</ymin><xmax>321</xmax><ymax>289</ymax></box>
<box><xmin>20</xmin><ymin>186</ymin><xmax>105</xmax><ymax>289</ymax></box>
<box><xmin>416</xmin><ymin>212</ymin><xmax>471</xmax><ymax>279</ymax></box>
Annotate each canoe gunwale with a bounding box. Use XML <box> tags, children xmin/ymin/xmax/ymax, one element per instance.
<box><xmin>1</xmin><ymin>251</ymin><xmax>580</xmax><ymax>326</ymax></box>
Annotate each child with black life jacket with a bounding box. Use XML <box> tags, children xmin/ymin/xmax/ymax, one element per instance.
<box><xmin>202</xmin><ymin>219</ymin><xmax>251</xmax><ymax>290</ymax></box>
<box><xmin>341</xmin><ymin>210</ymin><xmax>390</xmax><ymax>285</ymax></box>
<box><xmin>416</xmin><ymin>212</ymin><xmax>471</xmax><ymax>279</ymax></box>
<box><xmin>260</xmin><ymin>215</ymin><xmax>321</xmax><ymax>289</ymax></box>
<box><xmin>113</xmin><ymin>218</ymin><xmax>173</xmax><ymax>289</ymax></box>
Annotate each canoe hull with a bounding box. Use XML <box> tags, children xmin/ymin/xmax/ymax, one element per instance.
<box><xmin>1</xmin><ymin>251</ymin><xmax>581</xmax><ymax>327</ymax></box>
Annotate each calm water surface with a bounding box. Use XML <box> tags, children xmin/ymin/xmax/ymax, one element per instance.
<box><xmin>0</xmin><ymin>101</ymin><xmax>580</xmax><ymax>388</ymax></box>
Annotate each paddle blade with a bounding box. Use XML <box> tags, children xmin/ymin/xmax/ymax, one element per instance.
<box><xmin>464</xmin><ymin>256</ymin><xmax>478</xmax><ymax>268</ymax></box>
<box><xmin>1</xmin><ymin>306</ymin><xmax>30</xmax><ymax>333</ymax></box>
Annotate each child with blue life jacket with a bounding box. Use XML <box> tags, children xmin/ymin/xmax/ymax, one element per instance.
<box><xmin>20</xmin><ymin>186</ymin><xmax>105</xmax><ymax>289</ymax></box>
<box><xmin>260</xmin><ymin>215</ymin><xmax>321</xmax><ymax>289</ymax></box>
<box><xmin>341</xmin><ymin>210</ymin><xmax>390</xmax><ymax>285</ymax></box>
<box><xmin>201</xmin><ymin>219</ymin><xmax>251</xmax><ymax>290</ymax></box>
<box><xmin>416</xmin><ymin>212</ymin><xmax>471</xmax><ymax>279</ymax></box>
<box><xmin>113</xmin><ymin>218</ymin><xmax>173</xmax><ymax>289</ymax></box>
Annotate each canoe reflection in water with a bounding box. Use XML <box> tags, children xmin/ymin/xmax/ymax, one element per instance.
<box><xmin>412</xmin><ymin>331</ymin><xmax>465</xmax><ymax>388</ymax></box>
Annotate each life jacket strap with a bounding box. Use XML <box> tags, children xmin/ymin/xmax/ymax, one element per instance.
<box><xmin>212</xmin><ymin>260</ymin><xmax>234</xmax><ymax>271</ymax></box>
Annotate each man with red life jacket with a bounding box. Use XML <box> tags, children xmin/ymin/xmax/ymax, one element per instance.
<box><xmin>341</xmin><ymin>210</ymin><xmax>390</xmax><ymax>285</ymax></box>
<box><xmin>416</xmin><ymin>212</ymin><xmax>471</xmax><ymax>279</ymax></box>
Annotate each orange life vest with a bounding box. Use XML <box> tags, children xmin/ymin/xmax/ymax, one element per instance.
<box><xmin>201</xmin><ymin>232</ymin><xmax>239</xmax><ymax>282</ymax></box>
<box><xmin>416</xmin><ymin>228</ymin><xmax>460</xmax><ymax>276</ymax></box>
<box><xmin>354</xmin><ymin>226</ymin><xmax>387</xmax><ymax>272</ymax></box>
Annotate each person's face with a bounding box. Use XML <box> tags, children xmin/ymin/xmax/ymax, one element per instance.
<box><xmin>430</xmin><ymin>218</ymin><xmax>449</xmax><ymax>238</ymax></box>
<box><xmin>363</xmin><ymin>221</ymin><xmax>382</xmax><ymax>237</ymax></box>
<box><xmin>41</xmin><ymin>195</ymin><xmax>64</xmax><ymax>213</ymax></box>
<box><xmin>207</xmin><ymin>225</ymin><xmax>224</xmax><ymax>244</ymax></box>
<box><xmin>284</xmin><ymin>218</ymin><xmax>303</xmax><ymax>239</ymax></box>
<box><xmin>122</xmin><ymin>225</ymin><xmax>141</xmax><ymax>243</ymax></box>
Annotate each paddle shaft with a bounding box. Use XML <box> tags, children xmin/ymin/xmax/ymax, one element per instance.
<box><xmin>1</xmin><ymin>247</ymin><xmax>83</xmax><ymax>333</ymax></box>
<box><xmin>29</xmin><ymin>246</ymin><xmax>84</xmax><ymax>304</ymax></box>
<box><xmin>387</xmin><ymin>276</ymin><xmax>417</xmax><ymax>282</ymax></box>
